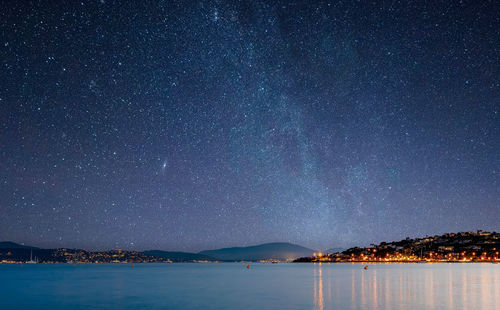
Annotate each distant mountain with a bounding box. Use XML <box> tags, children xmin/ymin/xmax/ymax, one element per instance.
<box><xmin>0</xmin><ymin>242</ymin><xmax>314</xmax><ymax>262</ymax></box>
<box><xmin>144</xmin><ymin>250</ymin><xmax>215</xmax><ymax>262</ymax></box>
<box><xmin>0</xmin><ymin>241</ymin><xmax>38</xmax><ymax>249</ymax></box>
<box><xmin>199</xmin><ymin>242</ymin><xmax>315</xmax><ymax>261</ymax></box>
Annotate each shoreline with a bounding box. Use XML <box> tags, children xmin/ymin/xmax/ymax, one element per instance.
<box><xmin>1</xmin><ymin>260</ymin><xmax>499</xmax><ymax>264</ymax></box>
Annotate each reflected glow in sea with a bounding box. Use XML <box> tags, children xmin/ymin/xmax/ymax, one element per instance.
<box><xmin>0</xmin><ymin>263</ymin><xmax>499</xmax><ymax>309</ymax></box>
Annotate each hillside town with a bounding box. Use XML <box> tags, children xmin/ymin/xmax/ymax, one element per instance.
<box><xmin>295</xmin><ymin>231</ymin><xmax>500</xmax><ymax>263</ymax></box>
<box><xmin>0</xmin><ymin>247</ymin><xmax>172</xmax><ymax>264</ymax></box>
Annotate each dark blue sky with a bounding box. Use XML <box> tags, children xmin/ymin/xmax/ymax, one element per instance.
<box><xmin>1</xmin><ymin>0</ymin><xmax>498</xmax><ymax>251</ymax></box>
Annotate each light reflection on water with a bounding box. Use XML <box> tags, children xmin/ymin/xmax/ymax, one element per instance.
<box><xmin>0</xmin><ymin>263</ymin><xmax>498</xmax><ymax>309</ymax></box>
<box><xmin>312</xmin><ymin>263</ymin><xmax>500</xmax><ymax>310</ymax></box>
<box><xmin>313</xmin><ymin>264</ymin><xmax>324</xmax><ymax>310</ymax></box>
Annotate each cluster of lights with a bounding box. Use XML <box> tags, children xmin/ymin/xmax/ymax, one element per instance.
<box><xmin>309</xmin><ymin>250</ymin><xmax>500</xmax><ymax>263</ymax></box>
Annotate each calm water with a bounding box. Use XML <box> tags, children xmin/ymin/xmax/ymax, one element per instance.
<box><xmin>1</xmin><ymin>263</ymin><xmax>499</xmax><ymax>309</ymax></box>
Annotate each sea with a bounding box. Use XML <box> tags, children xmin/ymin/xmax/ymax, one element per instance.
<box><xmin>0</xmin><ymin>263</ymin><xmax>499</xmax><ymax>309</ymax></box>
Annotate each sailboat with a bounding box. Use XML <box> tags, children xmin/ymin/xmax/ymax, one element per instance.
<box><xmin>26</xmin><ymin>249</ymin><xmax>37</xmax><ymax>264</ymax></box>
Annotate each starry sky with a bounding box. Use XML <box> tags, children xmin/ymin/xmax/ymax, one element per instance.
<box><xmin>1</xmin><ymin>0</ymin><xmax>499</xmax><ymax>252</ymax></box>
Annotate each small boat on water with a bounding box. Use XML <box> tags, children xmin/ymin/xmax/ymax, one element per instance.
<box><xmin>363</xmin><ymin>265</ymin><xmax>368</xmax><ymax>270</ymax></box>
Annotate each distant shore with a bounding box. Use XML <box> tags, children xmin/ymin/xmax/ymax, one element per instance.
<box><xmin>2</xmin><ymin>230</ymin><xmax>499</xmax><ymax>264</ymax></box>
<box><xmin>1</xmin><ymin>260</ymin><xmax>499</xmax><ymax>265</ymax></box>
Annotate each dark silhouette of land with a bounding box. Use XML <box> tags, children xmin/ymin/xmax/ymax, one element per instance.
<box><xmin>143</xmin><ymin>250</ymin><xmax>214</xmax><ymax>262</ymax></box>
<box><xmin>198</xmin><ymin>242</ymin><xmax>314</xmax><ymax>261</ymax></box>
<box><xmin>0</xmin><ymin>242</ymin><xmax>314</xmax><ymax>263</ymax></box>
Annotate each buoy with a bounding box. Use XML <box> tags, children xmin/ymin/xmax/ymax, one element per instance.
<box><xmin>364</xmin><ymin>265</ymin><xmax>368</xmax><ymax>270</ymax></box>
<box><xmin>247</xmin><ymin>264</ymin><xmax>250</xmax><ymax>269</ymax></box>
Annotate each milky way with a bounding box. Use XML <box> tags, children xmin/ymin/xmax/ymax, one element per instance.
<box><xmin>1</xmin><ymin>1</ymin><xmax>498</xmax><ymax>251</ymax></box>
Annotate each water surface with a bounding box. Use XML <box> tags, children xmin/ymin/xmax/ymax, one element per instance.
<box><xmin>1</xmin><ymin>263</ymin><xmax>499</xmax><ymax>309</ymax></box>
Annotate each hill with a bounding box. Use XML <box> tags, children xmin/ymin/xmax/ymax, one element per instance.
<box><xmin>144</xmin><ymin>250</ymin><xmax>214</xmax><ymax>262</ymax></box>
<box><xmin>0</xmin><ymin>242</ymin><xmax>38</xmax><ymax>249</ymax></box>
<box><xmin>199</xmin><ymin>242</ymin><xmax>315</xmax><ymax>261</ymax></box>
<box><xmin>295</xmin><ymin>230</ymin><xmax>500</xmax><ymax>263</ymax></box>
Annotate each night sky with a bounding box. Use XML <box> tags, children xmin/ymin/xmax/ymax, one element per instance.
<box><xmin>1</xmin><ymin>1</ymin><xmax>498</xmax><ymax>252</ymax></box>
